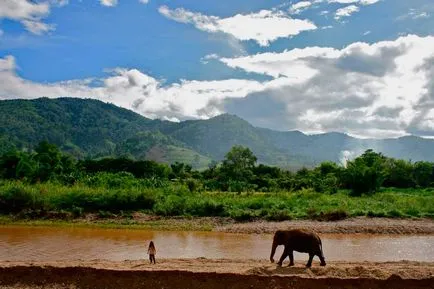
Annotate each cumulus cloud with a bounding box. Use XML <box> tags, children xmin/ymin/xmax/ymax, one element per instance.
<box><xmin>21</xmin><ymin>20</ymin><xmax>55</xmax><ymax>35</ymax></box>
<box><xmin>219</xmin><ymin>35</ymin><xmax>434</xmax><ymax>138</ymax></box>
<box><xmin>100</xmin><ymin>0</ymin><xmax>118</xmax><ymax>7</ymax></box>
<box><xmin>334</xmin><ymin>5</ymin><xmax>360</xmax><ymax>19</ymax></box>
<box><xmin>0</xmin><ymin>0</ymin><xmax>55</xmax><ymax>35</ymax></box>
<box><xmin>158</xmin><ymin>6</ymin><xmax>317</xmax><ymax>46</ymax></box>
<box><xmin>2</xmin><ymin>35</ymin><xmax>434</xmax><ymax>138</ymax></box>
<box><xmin>0</xmin><ymin>55</ymin><xmax>265</xmax><ymax>121</ymax></box>
<box><xmin>289</xmin><ymin>1</ymin><xmax>313</xmax><ymax>14</ymax></box>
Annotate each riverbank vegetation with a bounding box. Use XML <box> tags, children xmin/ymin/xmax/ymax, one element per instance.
<box><xmin>0</xmin><ymin>141</ymin><xmax>433</xmax><ymax>221</ymax></box>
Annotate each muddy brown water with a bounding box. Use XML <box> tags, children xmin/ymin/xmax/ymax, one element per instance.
<box><xmin>0</xmin><ymin>226</ymin><xmax>433</xmax><ymax>262</ymax></box>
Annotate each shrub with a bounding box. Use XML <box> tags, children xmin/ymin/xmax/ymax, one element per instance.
<box><xmin>0</xmin><ymin>185</ymin><xmax>42</xmax><ymax>213</ymax></box>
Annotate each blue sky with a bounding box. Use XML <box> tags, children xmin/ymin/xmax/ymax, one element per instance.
<box><xmin>1</xmin><ymin>0</ymin><xmax>434</xmax><ymax>138</ymax></box>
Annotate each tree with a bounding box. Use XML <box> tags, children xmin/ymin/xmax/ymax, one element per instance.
<box><xmin>220</xmin><ymin>146</ymin><xmax>257</xmax><ymax>191</ymax></box>
<box><xmin>221</xmin><ymin>146</ymin><xmax>256</xmax><ymax>179</ymax></box>
<box><xmin>383</xmin><ymin>158</ymin><xmax>414</xmax><ymax>188</ymax></box>
<box><xmin>222</xmin><ymin>145</ymin><xmax>257</xmax><ymax>171</ymax></box>
<box><xmin>344</xmin><ymin>149</ymin><xmax>387</xmax><ymax>196</ymax></box>
<box><xmin>413</xmin><ymin>161</ymin><xmax>433</xmax><ymax>188</ymax></box>
<box><xmin>33</xmin><ymin>141</ymin><xmax>63</xmax><ymax>182</ymax></box>
<box><xmin>0</xmin><ymin>150</ymin><xmax>22</xmax><ymax>179</ymax></box>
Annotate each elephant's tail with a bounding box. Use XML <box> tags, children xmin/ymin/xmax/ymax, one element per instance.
<box><xmin>319</xmin><ymin>238</ymin><xmax>325</xmax><ymax>258</ymax></box>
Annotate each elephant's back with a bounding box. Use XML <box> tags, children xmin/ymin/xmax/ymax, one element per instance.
<box><xmin>287</xmin><ymin>229</ymin><xmax>321</xmax><ymax>252</ymax></box>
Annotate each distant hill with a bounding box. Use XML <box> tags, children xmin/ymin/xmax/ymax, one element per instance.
<box><xmin>2</xmin><ymin>97</ymin><xmax>434</xmax><ymax>169</ymax></box>
<box><xmin>0</xmin><ymin>98</ymin><xmax>211</xmax><ymax>168</ymax></box>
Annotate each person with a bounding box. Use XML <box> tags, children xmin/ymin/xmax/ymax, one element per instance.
<box><xmin>147</xmin><ymin>241</ymin><xmax>156</xmax><ymax>264</ymax></box>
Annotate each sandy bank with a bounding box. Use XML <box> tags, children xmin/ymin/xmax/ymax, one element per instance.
<box><xmin>216</xmin><ymin>217</ymin><xmax>434</xmax><ymax>234</ymax></box>
<box><xmin>2</xmin><ymin>216</ymin><xmax>434</xmax><ymax>235</ymax></box>
<box><xmin>0</xmin><ymin>259</ymin><xmax>433</xmax><ymax>289</ymax></box>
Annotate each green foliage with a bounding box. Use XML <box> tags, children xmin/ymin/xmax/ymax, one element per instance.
<box><xmin>220</xmin><ymin>145</ymin><xmax>257</xmax><ymax>184</ymax></box>
<box><xmin>412</xmin><ymin>161</ymin><xmax>433</xmax><ymax>188</ymax></box>
<box><xmin>345</xmin><ymin>150</ymin><xmax>387</xmax><ymax>196</ymax></box>
<box><xmin>0</xmin><ymin>181</ymin><xmax>432</xmax><ymax>220</ymax></box>
<box><xmin>1</xmin><ymin>141</ymin><xmax>434</xmax><ymax>221</ymax></box>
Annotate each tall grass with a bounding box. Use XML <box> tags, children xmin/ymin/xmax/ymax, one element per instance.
<box><xmin>0</xmin><ymin>180</ymin><xmax>432</xmax><ymax>220</ymax></box>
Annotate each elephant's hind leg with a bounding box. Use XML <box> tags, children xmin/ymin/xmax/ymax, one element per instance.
<box><xmin>288</xmin><ymin>250</ymin><xmax>294</xmax><ymax>266</ymax></box>
<box><xmin>316</xmin><ymin>250</ymin><xmax>326</xmax><ymax>266</ymax></box>
<box><xmin>319</xmin><ymin>254</ymin><xmax>326</xmax><ymax>266</ymax></box>
<box><xmin>306</xmin><ymin>253</ymin><xmax>314</xmax><ymax>268</ymax></box>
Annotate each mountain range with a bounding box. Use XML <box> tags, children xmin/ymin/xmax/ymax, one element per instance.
<box><xmin>1</xmin><ymin>97</ymin><xmax>434</xmax><ymax>170</ymax></box>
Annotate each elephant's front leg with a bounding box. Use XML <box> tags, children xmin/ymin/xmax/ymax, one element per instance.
<box><xmin>277</xmin><ymin>247</ymin><xmax>289</xmax><ymax>267</ymax></box>
<box><xmin>288</xmin><ymin>250</ymin><xmax>294</xmax><ymax>266</ymax></box>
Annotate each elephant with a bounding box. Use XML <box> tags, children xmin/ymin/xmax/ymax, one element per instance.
<box><xmin>270</xmin><ymin>229</ymin><xmax>326</xmax><ymax>268</ymax></box>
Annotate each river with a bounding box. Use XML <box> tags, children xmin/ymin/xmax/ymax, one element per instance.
<box><xmin>0</xmin><ymin>226</ymin><xmax>432</xmax><ymax>262</ymax></box>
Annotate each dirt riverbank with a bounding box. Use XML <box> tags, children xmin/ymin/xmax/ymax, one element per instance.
<box><xmin>2</xmin><ymin>215</ymin><xmax>433</xmax><ymax>234</ymax></box>
<box><xmin>0</xmin><ymin>259</ymin><xmax>433</xmax><ymax>289</ymax></box>
<box><xmin>215</xmin><ymin>217</ymin><xmax>434</xmax><ymax>235</ymax></box>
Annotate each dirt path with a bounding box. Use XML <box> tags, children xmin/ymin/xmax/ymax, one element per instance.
<box><xmin>0</xmin><ymin>260</ymin><xmax>433</xmax><ymax>289</ymax></box>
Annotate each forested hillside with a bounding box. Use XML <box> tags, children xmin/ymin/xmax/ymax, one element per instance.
<box><xmin>2</xmin><ymin>97</ymin><xmax>434</xmax><ymax>169</ymax></box>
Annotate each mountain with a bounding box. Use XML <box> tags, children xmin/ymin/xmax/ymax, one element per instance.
<box><xmin>2</xmin><ymin>97</ymin><xmax>434</xmax><ymax>169</ymax></box>
<box><xmin>0</xmin><ymin>98</ymin><xmax>211</xmax><ymax>168</ymax></box>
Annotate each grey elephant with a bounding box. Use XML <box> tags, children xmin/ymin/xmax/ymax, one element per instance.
<box><xmin>270</xmin><ymin>229</ymin><xmax>326</xmax><ymax>268</ymax></box>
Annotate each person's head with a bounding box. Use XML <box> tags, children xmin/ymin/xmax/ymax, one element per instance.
<box><xmin>149</xmin><ymin>241</ymin><xmax>155</xmax><ymax>248</ymax></box>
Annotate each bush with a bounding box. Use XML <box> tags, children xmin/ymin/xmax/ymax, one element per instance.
<box><xmin>0</xmin><ymin>185</ymin><xmax>42</xmax><ymax>213</ymax></box>
<box><xmin>387</xmin><ymin>209</ymin><xmax>403</xmax><ymax>218</ymax></box>
<box><xmin>186</xmin><ymin>179</ymin><xmax>199</xmax><ymax>192</ymax></box>
<box><xmin>185</xmin><ymin>199</ymin><xmax>226</xmax><ymax>217</ymax></box>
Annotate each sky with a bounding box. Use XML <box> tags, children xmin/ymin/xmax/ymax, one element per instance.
<box><xmin>0</xmin><ymin>0</ymin><xmax>434</xmax><ymax>139</ymax></box>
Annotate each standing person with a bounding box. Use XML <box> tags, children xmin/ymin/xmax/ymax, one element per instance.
<box><xmin>147</xmin><ymin>241</ymin><xmax>156</xmax><ymax>264</ymax></box>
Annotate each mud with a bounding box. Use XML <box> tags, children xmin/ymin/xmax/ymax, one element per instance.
<box><xmin>0</xmin><ymin>260</ymin><xmax>433</xmax><ymax>289</ymax></box>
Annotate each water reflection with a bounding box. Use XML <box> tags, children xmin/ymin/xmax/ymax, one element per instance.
<box><xmin>0</xmin><ymin>226</ymin><xmax>432</xmax><ymax>262</ymax></box>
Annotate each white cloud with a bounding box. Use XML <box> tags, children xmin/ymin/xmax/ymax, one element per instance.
<box><xmin>335</xmin><ymin>5</ymin><xmax>360</xmax><ymax>20</ymax></box>
<box><xmin>359</xmin><ymin>0</ymin><xmax>380</xmax><ymax>5</ymax></box>
<box><xmin>0</xmin><ymin>29</ymin><xmax>3</xmax><ymax>37</ymax></box>
<box><xmin>363</xmin><ymin>30</ymin><xmax>371</xmax><ymax>36</ymax></box>
<box><xmin>398</xmin><ymin>9</ymin><xmax>431</xmax><ymax>21</ymax></box>
<box><xmin>139</xmin><ymin>0</ymin><xmax>149</xmax><ymax>4</ymax></box>
<box><xmin>328</xmin><ymin>0</ymin><xmax>359</xmax><ymax>3</ymax></box>
<box><xmin>158</xmin><ymin>6</ymin><xmax>317</xmax><ymax>46</ymax></box>
<box><xmin>2</xmin><ymin>35</ymin><xmax>434</xmax><ymax>138</ymax></box>
<box><xmin>289</xmin><ymin>1</ymin><xmax>312</xmax><ymax>14</ymax></box>
<box><xmin>201</xmin><ymin>54</ymin><xmax>219</xmax><ymax>64</ymax></box>
<box><xmin>219</xmin><ymin>35</ymin><xmax>434</xmax><ymax>138</ymax></box>
<box><xmin>21</xmin><ymin>20</ymin><xmax>55</xmax><ymax>35</ymax></box>
<box><xmin>0</xmin><ymin>0</ymin><xmax>55</xmax><ymax>35</ymax></box>
<box><xmin>100</xmin><ymin>0</ymin><xmax>118</xmax><ymax>7</ymax></box>
<box><xmin>0</xmin><ymin>56</ymin><xmax>265</xmax><ymax>121</ymax></box>
<box><xmin>50</xmin><ymin>0</ymin><xmax>69</xmax><ymax>7</ymax></box>
<box><xmin>328</xmin><ymin>0</ymin><xmax>379</xmax><ymax>4</ymax></box>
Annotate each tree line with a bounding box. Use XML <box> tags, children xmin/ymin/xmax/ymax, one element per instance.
<box><xmin>1</xmin><ymin>141</ymin><xmax>434</xmax><ymax>196</ymax></box>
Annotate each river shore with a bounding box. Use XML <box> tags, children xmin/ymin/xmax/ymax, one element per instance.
<box><xmin>1</xmin><ymin>215</ymin><xmax>433</xmax><ymax>234</ymax></box>
<box><xmin>0</xmin><ymin>259</ymin><xmax>433</xmax><ymax>289</ymax></box>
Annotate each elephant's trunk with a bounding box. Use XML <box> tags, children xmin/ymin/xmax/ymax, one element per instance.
<box><xmin>270</xmin><ymin>237</ymin><xmax>277</xmax><ymax>263</ymax></box>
